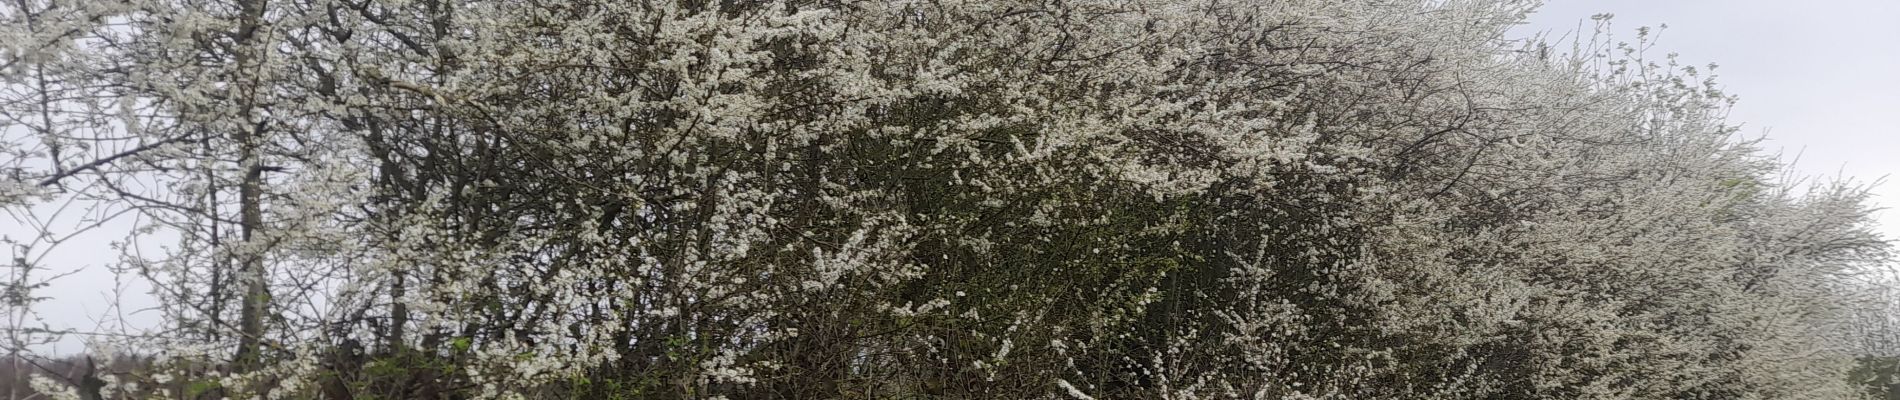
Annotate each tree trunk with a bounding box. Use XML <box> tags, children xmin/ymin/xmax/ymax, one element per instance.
<box><xmin>232</xmin><ymin>0</ymin><xmax>271</xmax><ymax>370</ymax></box>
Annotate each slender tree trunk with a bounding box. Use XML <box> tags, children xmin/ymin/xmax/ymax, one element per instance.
<box><xmin>389</xmin><ymin>268</ymin><xmax>408</xmax><ymax>351</ymax></box>
<box><xmin>235</xmin><ymin>140</ymin><xmax>266</xmax><ymax>368</ymax></box>
<box><xmin>233</xmin><ymin>0</ymin><xmax>270</xmax><ymax>370</ymax></box>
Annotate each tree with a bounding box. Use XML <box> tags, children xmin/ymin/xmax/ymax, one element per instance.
<box><xmin>1</xmin><ymin>0</ymin><xmax>1890</xmax><ymax>399</ymax></box>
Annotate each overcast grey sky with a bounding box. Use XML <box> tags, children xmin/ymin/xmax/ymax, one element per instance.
<box><xmin>9</xmin><ymin>0</ymin><xmax>1900</xmax><ymax>355</ymax></box>
<box><xmin>1515</xmin><ymin>0</ymin><xmax>1900</xmax><ymax>244</ymax></box>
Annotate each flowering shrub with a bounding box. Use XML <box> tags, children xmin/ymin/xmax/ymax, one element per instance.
<box><xmin>2</xmin><ymin>0</ymin><xmax>1890</xmax><ymax>399</ymax></box>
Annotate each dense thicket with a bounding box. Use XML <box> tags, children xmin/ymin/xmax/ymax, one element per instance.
<box><xmin>2</xmin><ymin>0</ymin><xmax>1892</xmax><ymax>398</ymax></box>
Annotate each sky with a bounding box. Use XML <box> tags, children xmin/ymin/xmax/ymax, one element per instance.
<box><xmin>7</xmin><ymin>0</ymin><xmax>1900</xmax><ymax>355</ymax></box>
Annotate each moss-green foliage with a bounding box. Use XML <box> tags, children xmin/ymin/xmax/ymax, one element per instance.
<box><xmin>1853</xmin><ymin>357</ymin><xmax>1900</xmax><ymax>400</ymax></box>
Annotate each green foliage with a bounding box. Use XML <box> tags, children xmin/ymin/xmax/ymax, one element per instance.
<box><xmin>1853</xmin><ymin>357</ymin><xmax>1900</xmax><ymax>400</ymax></box>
